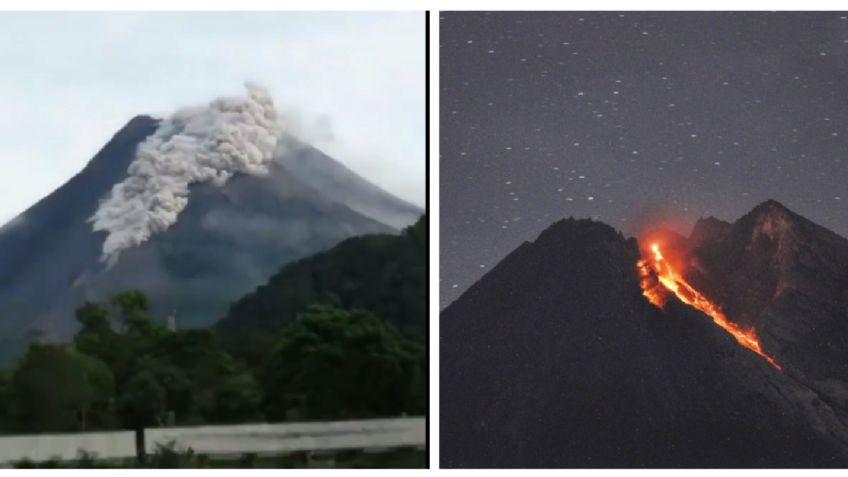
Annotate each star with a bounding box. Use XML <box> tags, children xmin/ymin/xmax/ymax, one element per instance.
<box><xmin>440</xmin><ymin>11</ymin><xmax>848</xmax><ymax>307</ymax></box>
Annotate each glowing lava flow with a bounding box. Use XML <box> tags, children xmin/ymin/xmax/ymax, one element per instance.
<box><xmin>638</xmin><ymin>243</ymin><xmax>782</xmax><ymax>370</ymax></box>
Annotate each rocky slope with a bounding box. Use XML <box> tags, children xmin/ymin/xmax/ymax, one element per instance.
<box><xmin>685</xmin><ymin>200</ymin><xmax>848</xmax><ymax>415</ymax></box>
<box><xmin>441</xmin><ymin>212</ymin><xmax>848</xmax><ymax>467</ymax></box>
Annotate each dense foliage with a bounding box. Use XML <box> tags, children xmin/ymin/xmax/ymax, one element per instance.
<box><xmin>9</xmin><ymin>344</ymin><xmax>114</xmax><ymax>433</ymax></box>
<box><xmin>0</xmin><ymin>294</ymin><xmax>424</xmax><ymax>435</ymax></box>
<box><xmin>216</xmin><ymin>215</ymin><xmax>427</xmax><ymax>367</ymax></box>
<box><xmin>0</xmin><ymin>214</ymin><xmax>427</xmax><ymax>443</ymax></box>
<box><xmin>13</xmin><ymin>444</ymin><xmax>427</xmax><ymax>469</ymax></box>
<box><xmin>262</xmin><ymin>305</ymin><xmax>425</xmax><ymax>421</ymax></box>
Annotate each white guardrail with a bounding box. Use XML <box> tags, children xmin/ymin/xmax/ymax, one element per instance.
<box><xmin>0</xmin><ymin>417</ymin><xmax>426</xmax><ymax>464</ymax></box>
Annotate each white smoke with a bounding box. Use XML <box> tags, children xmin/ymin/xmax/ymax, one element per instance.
<box><xmin>91</xmin><ymin>82</ymin><xmax>280</xmax><ymax>266</ymax></box>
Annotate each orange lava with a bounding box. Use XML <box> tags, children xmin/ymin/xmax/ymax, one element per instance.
<box><xmin>638</xmin><ymin>243</ymin><xmax>782</xmax><ymax>370</ymax></box>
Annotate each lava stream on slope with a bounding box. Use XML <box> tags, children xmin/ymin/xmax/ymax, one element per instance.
<box><xmin>638</xmin><ymin>243</ymin><xmax>781</xmax><ymax>370</ymax></box>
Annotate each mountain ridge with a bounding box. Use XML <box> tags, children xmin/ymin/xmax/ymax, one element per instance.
<box><xmin>0</xmin><ymin>115</ymin><xmax>160</xmax><ymax>288</ymax></box>
<box><xmin>215</xmin><ymin>214</ymin><xmax>427</xmax><ymax>367</ymax></box>
<box><xmin>0</xmin><ymin>115</ymin><xmax>420</xmax><ymax>360</ymax></box>
<box><xmin>682</xmin><ymin>200</ymin><xmax>848</xmax><ymax>413</ymax></box>
<box><xmin>441</xmin><ymin>202</ymin><xmax>848</xmax><ymax>467</ymax></box>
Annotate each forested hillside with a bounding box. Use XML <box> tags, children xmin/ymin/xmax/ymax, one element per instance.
<box><xmin>216</xmin><ymin>215</ymin><xmax>427</xmax><ymax>366</ymax></box>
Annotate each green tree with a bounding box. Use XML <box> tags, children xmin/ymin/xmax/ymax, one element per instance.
<box><xmin>117</xmin><ymin>370</ymin><xmax>166</xmax><ymax>464</ymax></box>
<box><xmin>217</xmin><ymin>214</ymin><xmax>429</xmax><ymax>367</ymax></box>
<box><xmin>0</xmin><ymin>370</ymin><xmax>14</xmax><ymax>431</ymax></box>
<box><xmin>74</xmin><ymin>301</ymin><xmax>129</xmax><ymax>377</ymax></box>
<box><xmin>10</xmin><ymin>344</ymin><xmax>115</xmax><ymax>432</ymax></box>
<box><xmin>130</xmin><ymin>356</ymin><xmax>193</xmax><ymax>423</ymax></box>
<box><xmin>74</xmin><ymin>291</ymin><xmax>261</xmax><ymax>428</ymax></box>
<box><xmin>213</xmin><ymin>371</ymin><xmax>263</xmax><ymax>423</ymax></box>
<box><xmin>154</xmin><ymin>329</ymin><xmax>262</xmax><ymax>423</ymax></box>
<box><xmin>261</xmin><ymin>305</ymin><xmax>425</xmax><ymax>421</ymax></box>
<box><xmin>74</xmin><ymin>290</ymin><xmax>168</xmax><ymax>387</ymax></box>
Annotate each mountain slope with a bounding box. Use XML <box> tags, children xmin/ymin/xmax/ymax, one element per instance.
<box><xmin>0</xmin><ymin>116</ymin><xmax>159</xmax><ymax>290</ymax></box>
<box><xmin>276</xmin><ymin>135</ymin><xmax>423</xmax><ymax>230</ymax></box>
<box><xmin>215</xmin><ymin>214</ymin><xmax>427</xmax><ymax>365</ymax></box>
<box><xmin>0</xmin><ymin>116</ymin><xmax>421</xmax><ymax>360</ymax></box>
<box><xmin>441</xmin><ymin>217</ymin><xmax>848</xmax><ymax>468</ymax></box>
<box><xmin>684</xmin><ymin>200</ymin><xmax>848</xmax><ymax>413</ymax></box>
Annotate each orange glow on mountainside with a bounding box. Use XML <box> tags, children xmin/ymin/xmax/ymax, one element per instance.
<box><xmin>638</xmin><ymin>243</ymin><xmax>782</xmax><ymax>370</ymax></box>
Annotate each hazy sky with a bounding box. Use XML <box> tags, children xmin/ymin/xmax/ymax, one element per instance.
<box><xmin>441</xmin><ymin>11</ymin><xmax>848</xmax><ymax>307</ymax></box>
<box><xmin>0</xmin><ymin>11</ymin><xmax>425</xmax><ymax>224</ymax></box>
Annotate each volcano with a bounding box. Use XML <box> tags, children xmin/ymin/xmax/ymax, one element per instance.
<box><xmin>0</xmin><ymin>114</ymin><xmax>422</xmax><ymax>361</ymax></box>
<box><xmin>440</xmin><ymin>201</ymin><xmax>848</xmax><ymax>468</ymax></box>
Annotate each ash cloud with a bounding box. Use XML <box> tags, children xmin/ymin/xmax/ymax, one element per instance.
<box><xmin>91</xmin><ymin>83</ymin><xmax>280</xmax><ymax>266</ymax></box>
<box><xmin>281</xmin><ymin>110</ymin><xmax>336</xmax><ymax>148</ymax></box>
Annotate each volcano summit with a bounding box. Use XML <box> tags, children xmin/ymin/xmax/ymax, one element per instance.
<box><xmin>0</xmin><ymin>86</ymin><xmax>422</xmax><ymax>360</ymax></box>
<box><xmin>441</xmin><ymin>200</ymin><xmax>848</xmax><ymax>468</ymax></box>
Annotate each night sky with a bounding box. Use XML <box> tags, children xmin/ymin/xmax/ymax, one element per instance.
<box><xmin>440</xmin><ymin>11</ymin><xmax>848</xmax><ymax>308</ymax></box>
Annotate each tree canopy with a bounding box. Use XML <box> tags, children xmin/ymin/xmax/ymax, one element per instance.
<box><xmin>0</xmin><ymin>281</ymin><xmax>425</xmax><ymax>436</ymax></box>
<box><xmin>217</xmin><ymin>215</ymin><xmax>427</xmax><ymax>367</ymax></box>
<box><xmin>9</xmin><ymin>344</ymin><xmax>114</xmax><ymax>433</ymax></box>
<box><xmin>262</xmin><ymin>305</ymin><xmax>426</xmax><ymax>421</ymax></box>
<box><xmin>0</xmin><ymin>213</ymin><xmax>427</xmax><ymax>437</ymax></box>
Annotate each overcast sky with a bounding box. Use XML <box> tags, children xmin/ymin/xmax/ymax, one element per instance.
<box><xmin>0</xmin><ymin>11</ymin><xmax>425</xmax><ymax>225</ymax></box>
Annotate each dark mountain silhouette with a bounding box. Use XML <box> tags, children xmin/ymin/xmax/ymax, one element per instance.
<box><xmin>0</xmin><ymin>116</ymin><xmax>422</xmax><ymax>361</ymax></box>
<box><xmin>685</xmin><ymin>200</ymin><xmax>848</xmax><ymax>416</ymax></box>
<box><xmin>441</xmin><ymin>205</ymin><xmax>848</xmax><ymax>468</ymax></box>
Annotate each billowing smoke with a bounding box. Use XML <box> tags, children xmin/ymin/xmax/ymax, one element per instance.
<box><xmin>91</xmin><ymin>82</ymin><xmax>280</xmax><ymax>266</ymax></box>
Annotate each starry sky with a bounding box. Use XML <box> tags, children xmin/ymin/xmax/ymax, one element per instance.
<box><xmin>441</xmin><ymin>11</ymin><xmax>848</xmax><ymax>308</ymax></box>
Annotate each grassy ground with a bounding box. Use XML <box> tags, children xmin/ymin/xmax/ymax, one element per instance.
<box><xmin>12</xmin><ymin>446</ymin><xmax>427</xmax><ymax>469</ymax></box>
